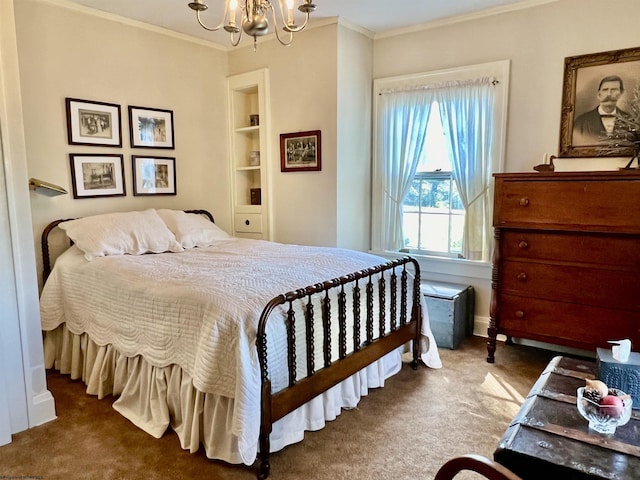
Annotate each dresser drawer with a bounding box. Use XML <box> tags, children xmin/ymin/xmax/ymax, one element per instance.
<box><xmin>495</xmin><ymin>178</ymin><xmax>640</xmax><ymax>231</ymax></box>
<box><xmin>497</xmin><ymin>294</ymin><xmax>640</xmax><ymax>350</ymax></box>
<box><xmin>501</xmin><ymin>230</ymin><xmax>640</xmax><ymax>267</ymax></box>
<box><xmin>501</xmin><ymin>260</ymin><xmax>640</xmax><ymax>309</ymax></box>
<box><xmin>234</xmin><ymin>213</ymin><xmax>263</xmax><ymax>234</ymax></box>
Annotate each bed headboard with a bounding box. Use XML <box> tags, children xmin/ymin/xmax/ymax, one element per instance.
<box><xmin>41</xmin><ymin>209</ymin><xmax>215</xmax><ymax>284</ymax></box>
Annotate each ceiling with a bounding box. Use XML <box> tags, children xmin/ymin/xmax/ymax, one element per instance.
<box><xmin>62</xmin><ymin>0</ymin><xmax>538</xmax><ymax>47</ymax></box>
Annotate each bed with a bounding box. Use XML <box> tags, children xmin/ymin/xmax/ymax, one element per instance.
<box><xmin>39</xmin><ymin>208</ymin><xmax>441</xmax><ymax>478</ymax></box>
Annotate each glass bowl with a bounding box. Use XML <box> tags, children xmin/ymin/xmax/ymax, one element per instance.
<box><xmin>577</xmin><ymin>387</ymin><xmax>633</xmax><ymax>434</ymax></box>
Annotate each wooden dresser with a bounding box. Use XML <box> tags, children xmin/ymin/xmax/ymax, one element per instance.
<box><xmin>487</xmin><ymin>171</ymin><xmax>640</xmax><ymax>363</ymax></box>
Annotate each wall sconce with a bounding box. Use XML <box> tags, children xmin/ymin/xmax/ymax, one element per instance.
<box><xmin>29</xmin><ymin>178</ymin><xmax>68</xmax><ymax>197</ymax></box>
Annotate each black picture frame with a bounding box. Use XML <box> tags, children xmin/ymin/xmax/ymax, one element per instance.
<box><xmin>132</xmin><ymin>155</ymin><xmax>176</xmax><ymax>196</ymax></box>
<box><xmin>128</xmin><ymin>106</ymin><xmax>175</xmax><ymax>149</ymax></box>
<box><xmin>559</xmin><ymin>46</ymin><xmax>640</xmax><ymax>158</ymax></box>
<box><xmin>69</xmin><ymin>153</ymin><xmax>126</xmax><ymax>199</ymax></box>
<box><xmin>66</xmin><ymin>98</ymin><xmax>122</xmax><ymax>147</ymax></box>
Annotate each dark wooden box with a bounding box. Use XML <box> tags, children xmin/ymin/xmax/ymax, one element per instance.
<box><xmin>494</xmin><ymin>356</ymin><xmax>640</xmax><ymax>479</ymax></box>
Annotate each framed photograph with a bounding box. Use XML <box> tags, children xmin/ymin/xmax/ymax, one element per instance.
<box><xmin>280</xmin><ymin>130</ymin><xmax>322</xmax><ymax>172</ymax></box>
<box><xmin>559</xmin><ymin>46</ymin><xmax>640</xmax><ymax>157</ymax></box>
<box><xmin>69</xmin><ymin>154</ymin><xmax>125</xmax><ymax>199</ymax></box>
<box><xmin>132</xmin><ymin>155</ymin><xmax>176</xmax><ymax>196</ymax></box>
<box><xmin>129</xmin><ymin>106</ymin><xmax>175</xmax><ymax>149</ymax></box>
<box><xmin>66</xmin><ymin>98</ymin><xmax>122</xmax><ymax>147</ymax></box>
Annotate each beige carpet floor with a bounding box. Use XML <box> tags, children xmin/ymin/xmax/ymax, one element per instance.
<box><xmin>0</xmin><ymin>337</ymin><xmax>559</xmax><ymax>479</ymax></box>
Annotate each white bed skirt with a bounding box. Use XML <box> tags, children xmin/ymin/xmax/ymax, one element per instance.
<box><xmin>43</xmin><ymin>324</ymin><xmax>403</xmax><ymax>465</ymax></box>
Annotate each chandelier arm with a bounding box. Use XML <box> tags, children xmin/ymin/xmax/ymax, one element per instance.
<box><xmin>275</xmin><ymin>0</ymin><xmax>310</xmax><ymax>33</ymax></box>
<box><xmin>229</xmin><ymin>27</ymin><xmax>243</xmax><ymax>46</ymax></box>
<box><xmin>282</xmin><ymin>14</ymin><xmax>309</xmax><ymax>33</ymax></box>
<box><xmin>270</xmin><ymin>7</ymin><xmax>294</xmax><ymax>46</ymax></box>
<box><xmin>195</xmin><ymin>8</ymin><xmax>227</xmax><ymax>32</ymax></box>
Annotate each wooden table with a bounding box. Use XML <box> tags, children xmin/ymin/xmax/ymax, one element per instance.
<box><xmin>494</xmin><ymin>356</ymin><xmax>640</xmax><ymax>479</ymax></box>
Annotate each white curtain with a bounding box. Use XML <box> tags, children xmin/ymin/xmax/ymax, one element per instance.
<box><xmin>378</xmin><ymin>90</ymin><xmax>434</xmax><ymax>251</ymax></box>
<box><xmin>437</xmin><ymin>79</ymin><xmax>495</xmax><ymax>261</ymax></box>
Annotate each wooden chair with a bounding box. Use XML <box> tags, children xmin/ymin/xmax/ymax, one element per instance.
<box><xmin>434</xmin><ymin>454</ymin><xmax>523</xmax><ymax>480</ymax></box>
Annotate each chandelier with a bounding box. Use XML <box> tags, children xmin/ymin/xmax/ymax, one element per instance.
<box><xmin>187</xmin><ymin>0</ymin><xmax>317</xmax><ymax>48</ymax></box>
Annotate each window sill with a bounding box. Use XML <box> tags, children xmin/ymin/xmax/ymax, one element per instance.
<box><xmin>369</xmin><ymin>249</ymin><xmax>492</xmax><ymax>281</ymax></box>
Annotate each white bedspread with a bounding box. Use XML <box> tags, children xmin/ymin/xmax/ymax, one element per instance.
<box><xmin>40</xmin><ymin>237</ymin><xmax>441</xmax><ymax>461</ymax></box>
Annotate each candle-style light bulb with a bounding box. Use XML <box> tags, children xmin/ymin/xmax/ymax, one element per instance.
<box><xmin>286</xmin><ymin>0</ymin><xmax>294</xmax><ymax>25</ymax></box>
<box><xmin>229</xmin><ymin>0</ymin><xmax>238</xmax><ymax>27</ymax></box>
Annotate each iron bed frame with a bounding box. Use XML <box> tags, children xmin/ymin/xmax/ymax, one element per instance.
<box><xmin>40</xmin><ymin>209</ymin><xmax>423</xmax><ymax>479</ymax></box>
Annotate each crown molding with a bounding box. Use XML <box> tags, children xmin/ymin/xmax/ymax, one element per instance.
<box><xmin>33</xmin><ymin>0</ymin><xmax>559</xmax><ymax>50</ymax></box>
<box><xmin>36</xmin><ymin>0</ymin><xmax>227</xmax><ymax>51</ymax></box>
<box><xmin>336</xmin><ymin>17</ymin><xmax>374</xmax><ymax>40</ymax></box>
<box><xmin>374</xmin><ymin>0</ymin><xmax>560</xmax><ymax>40</ymax></box>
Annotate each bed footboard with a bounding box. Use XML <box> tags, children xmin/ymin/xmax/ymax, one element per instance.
<box><xmin>255</xmin><ymin>257</ymin><xmax>422</xmax><ymax>479</ymax></box>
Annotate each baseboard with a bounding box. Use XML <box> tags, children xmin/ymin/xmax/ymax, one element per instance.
<box><xmin>29</xmin><ymin>390</ymin><xmax>57</xmax><ymax>427</ymax></box>
<box><xmin>472</xmin><ymin>316</ymin><xmax>594</xmax><ymax>358</ymax></box>
<box><xmin>473</xmin><ymin>315</ymin><xmax>489</xmax><ymax>338</ymax></box>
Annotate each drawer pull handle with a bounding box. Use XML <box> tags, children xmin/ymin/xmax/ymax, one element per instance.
<box><xmin>515</xmin><ymin>310</ymin><xmax>525</xmax><ymax>319</ymax></box>
<box><xmin>518</xmin><ymin>241</ymin><xmax>528</xmax><ymax>249</ymax></box>
<box><xmin>519</xmin><ymin>197</ymin><xmax>529</xmax><ymax>207</ymax></box>
<box><xmin>517</xmin><ymin>272</ymin><xmax>527</xmax><ymax>281</ymax></box>
<box><xmin>245</xmin><ymin>219</ymin><xmax>250</xmax><ymax>226</ymax></box>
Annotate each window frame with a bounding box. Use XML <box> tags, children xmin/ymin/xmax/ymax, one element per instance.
<box><xmin>402</xmin><ymin>170</ymin><xmax>464</xmax><ymax>257</ymax></box>
<box><xmin>371</xmin><ymin>60</ymin><xmax>510</xmax><ymax>264</ymax></box>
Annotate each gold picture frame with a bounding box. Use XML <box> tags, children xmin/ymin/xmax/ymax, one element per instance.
<box><xmin>559</xmin><ymin>46</ymin><xmax>640</xmax><ymax>158</ymax></box>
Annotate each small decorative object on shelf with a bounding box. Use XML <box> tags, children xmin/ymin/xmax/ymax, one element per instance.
<box><xmin>533</xmin><ymin>154</ymin><xmax>555</xmax><ymax>172</ymax></box>
<box><xmin>250</xmin><ymin>151</ymin><xmax>260</xmax><ymax>166</ymax></box>
<box><xmin>250</xmin><ymin>114</ymin><xmax>259</xmax><ymax>126</ymax></box>
<box><xmin>250</xmin><ymin>188</ymin><xmax>261</xmax><ymax>205</ymax></box>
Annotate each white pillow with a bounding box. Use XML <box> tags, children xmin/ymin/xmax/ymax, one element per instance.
<box><xmin>58</xmin><ymin>209</ymin><xmax>184</xmax><ymax>261</ymax></box>
<box><xmin>156</xmin><ymin>209</ymin><xmax>231</xmax><ymax>249</ymax></box>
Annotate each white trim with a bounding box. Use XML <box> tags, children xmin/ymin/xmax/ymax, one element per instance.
<box><xmin>37</xmin><ymin>0</ymin><xmax>227</xmax><ymax>50</ymax></box>
<box><xmin>0</xmin><ymin>0</ymin><xmax>56</xmax><ymax>438</ymax></box>
<box><xmin>0</xmin><ymin>363</ymin><xmax>10</xmax><ymax>446</ymax></box>
<box><xmin>37</xmin><ymin>0</ymin><xmax>352</xmax><ymax>51</ymax></box>
<box><xmin>370</xmin><ymin>249</ymin><xmax>491</xmax><ymax>281</ymax></box>
<box><xmin>374</xmin><ymin>0</ymin><xmax>560</xmax><ymax>40</ymax></box>
<box><xmin>336</xmin><ymin>17</ymin><xmax>374</xmax><ymax>39</ymax></box>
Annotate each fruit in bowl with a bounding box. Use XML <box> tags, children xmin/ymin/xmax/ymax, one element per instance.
<box><xmin>599</xmin><ymin>394</ymin><xmax>625</xmax><ymax>417</ymax></box>
<box><xmin>577</xmin><ymin>379</ymin><xmax>633</xmax><ymax>434</ymax></box>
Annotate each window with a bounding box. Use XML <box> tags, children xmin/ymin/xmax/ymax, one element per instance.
<box><xmin>402</xmin><ymin>103</ymin><xmax>464</xmax><ymax>257</ymax></box>
<box><xmin>403</xmin><ymin>170</ymin><xmax>464</xmax><ymax>256</ymax></box>
<box><xmin>372</xmin><ymin>61</ymin><xmax>509</xmax><ymax>262</ymax></box>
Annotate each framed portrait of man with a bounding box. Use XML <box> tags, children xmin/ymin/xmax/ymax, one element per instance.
<box><xmin>559</xmin><ymin>46</ymin><xmax>640</xmax><ymax>158</ymax></box>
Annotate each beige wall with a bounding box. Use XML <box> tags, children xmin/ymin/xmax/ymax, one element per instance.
<box><xmin>15</xmin><ymin>0</ymin><xmax>229</xmax><ymax>286</ymax></box>
<box><xmin>227</xmin><ymin>23</ymin><xmax>373</xmax><ymax>250</ymax></box>
<box><xmin>336</xmin><ymin>25</ymin><xmax>373</xmax><ymax>251</ymax></box>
